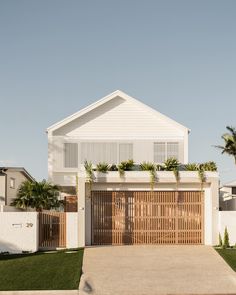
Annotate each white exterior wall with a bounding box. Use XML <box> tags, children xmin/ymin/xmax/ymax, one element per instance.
<box><xmin>66</xmin><ymin>213</ymin><xmax>79</xmax><ymax>248</ymax></box>
<box><xmin>219</xmin><ymin>211</ymin><xmax>236</xmax><ymax>245</ymax></box>
<box><xmin>53</xmin><ymin>98</ymin><xmax>185</xmax><ymax>139</ymax></box>
<box><xmin>48</xmin><ymin>94</ymin><xmax>189</xmax><ymax>183</ymax></box>
<box><xmin>0</xmin><ymin>212</ymin><xmax>38</xmax><ymax>253</ymax></box>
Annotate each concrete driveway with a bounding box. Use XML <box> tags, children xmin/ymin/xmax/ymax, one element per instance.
<box><xmin>79</xmin><ymin>245</ymin><xmax>236</xmax><ymax>295</ymax></box>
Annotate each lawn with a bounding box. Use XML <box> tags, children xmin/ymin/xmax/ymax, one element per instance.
<box><xmin>0</xmin><ymin>249</ymin><xmax>84</xmax><ymax>290</ymax></box>
<box><xmin>216</xmin><ymin>248</ymin><xmax>236</xmax><ymax>271</ymax></box>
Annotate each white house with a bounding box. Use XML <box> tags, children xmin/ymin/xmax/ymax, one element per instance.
<box><xmin>220</xmin><ymin>180</ymin><xmax>236</xmax><ymax>210</ymax></box>
<box><xmin>47</xmin><ymin>90</ymin><xmax>219</xmax><ymax>247</ymax></box>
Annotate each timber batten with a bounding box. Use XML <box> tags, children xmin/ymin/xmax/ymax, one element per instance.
<box><xmin>91</xmin><ymin>191</ymin><xmax>204</xmax><ymax>245</ymax></box>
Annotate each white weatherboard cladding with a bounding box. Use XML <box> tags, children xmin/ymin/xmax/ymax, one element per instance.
<box><xmin>49</xmin><ymin>139</ymin><xmax>184</xmax><ymax>173</ymax></box>
<box><xmin>54</xmin><ymin>98</ymin><xmax>184</xmax><ymax>139</ymax></box>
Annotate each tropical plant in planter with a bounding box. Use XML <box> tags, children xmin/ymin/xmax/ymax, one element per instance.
<box><xmin>162</xmin><ymin>158</ymin><xmax>180</xmax><ymax>186</ymax></box>
<box><xmin>198</xmin><ymin>161</ymin><xmax>217</xmax><ymax>191</ymax></box>
<box><xmin>140</xmin><ymin>162</ymin><xmax>156</xmax><ymax>189</ymax></box>
<box><xmin>84</xmin><ymin>160</ymin><xmax>94</xmax><ymax>184</ymax></box>
<box><xmin>162</xmin><ymin>157</ymin><xmax>179</xmax><ymax>171</ymax></box>
<box><xmin>118</xmin><ymin>159</ymin><xmax>134</xmax><ymax>177</ymax></box>
<box><xmin>96</xmin><ymin>162</ymin><xmax>109</xmax><ymax>173</ymax></box>
<box><xmin>200</xmin><ymin>161</ymin><xmax>217</xmax><ymax>172</ymax></box>
<box><xmin>185</xmin><ymin>163</ymin><xmax>199</xmax><ymax>171</ymax></box>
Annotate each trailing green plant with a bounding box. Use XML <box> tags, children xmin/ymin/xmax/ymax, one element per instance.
<box><xmin>84</xmin><ymin>160</ymin><xmax>94</xmax><ymax>184</ymax></box>
<box><xmin>219</xmin><ymin>233</ymin><xmax>223</xmax><ymax>248</ymax></box>
<box><xmin>162</xmin><ymin>157</ymin><xmax>179</xmax><ymax>171</ymax></box>
<box><xmin>173</xmin><ymin>168</ymin><xmax>180</xmax><ymax>185</ymax></box>
<box><xmin>185</xmin><ymin>163</ymin><xmax>199</xmax><ymax>171</ymax></box>
<box><xmin>96</xmin><ymin>162</ymin><xmax>109</xmax><ymax>173</ymax></box>
<box><xmin>118</xmin><ymin>159</ymin><xmax>134</xmax><ymax>177</ymax></box>
<box><xmin>140</xmin><ymin>162</ymin><xmax>155</xmax><ymax>171</ymax></box>
<box><xmin>223</xmin><ymin>227</ymin><xmax>230</xmax><ymax>248</ymax></box>
<box><xmin>140</xmin><ymin>162</ymin><xmax>156</xmax><ymax>189</ymax></box>
<box><xmin>198</xmin><ymin>168</ymin><xmax>205</xmax><ymax>191</ymax></box>
<box><xmin>162</xmin><ymin>158</ymin><xmax>180</xmax><ymax>189</ymax></box>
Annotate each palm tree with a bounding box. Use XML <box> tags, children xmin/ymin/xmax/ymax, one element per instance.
<box><xmin>215</xmin><ymin>126</ymin><xmax>236</xmax><ymax>164</ymax></box>
<box><xmin>11</xmin><ymin>180</ymin><xmax>61</xmax><ymax>211</ymax></box>
<box><xmin>11</xmin><ymin>180</ymin><xmax>33</xmax><ymax>210</ymax></box>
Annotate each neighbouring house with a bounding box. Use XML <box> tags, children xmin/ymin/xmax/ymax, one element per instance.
<box><xmin>220</xmin><ymin>180</ymin><xmax>236</xmax><ymax>210</ymax></box>
<box><xmin>47</xmin><ymin>90</ymin><xmax>219</xmax><ymax>247</ymax></box>
<box><xmin>0</xmin><ymin>167</ymin><xmax>34</xmax><ymax>210</ymax></box>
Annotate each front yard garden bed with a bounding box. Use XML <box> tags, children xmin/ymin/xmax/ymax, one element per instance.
<box><xmin>0</xmin><ymin>249</ymin><xmax>84</xmax><ymax>290</ymax></box>
<box><xmin>215</xmin><ymin>248</ymin><xmax>236</xmax><ymax>271</ymax></box>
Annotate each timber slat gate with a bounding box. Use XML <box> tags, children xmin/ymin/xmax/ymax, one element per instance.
<box><xmin>39</xmin><ymin>211</ymin><xmax>66</xmax><ymax>249</ymax></box>
<box><xmin>92</xmin><ymin>191</ymin><xmax>204</xmax><ymax>245</ymax></box>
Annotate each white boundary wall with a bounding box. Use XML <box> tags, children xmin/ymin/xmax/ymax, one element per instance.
<box><xmin>0</xmin><ymin>212</ymin><xmax>38</xmax><ymax>253</ymax></box>
<box><xmin>219</xmin><ymin>211</ymin><xmax>236</xmax><ymax>245</ymax></box>
<box><xmin>66</xmin><ymin>212</ymin><xmax>79</xmax><ymax>248</ymax></box>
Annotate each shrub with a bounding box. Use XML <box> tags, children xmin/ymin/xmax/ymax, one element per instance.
<box><xmin>162</xmin><ymin>158</ymin><xmax>179</xmax><ymax>171</ymax></box>
<box><xmin>199</xmin><ymin>161</ymin><xmax>217</xmax><ymax>171</ymax></box>
<box><xmin>185</xmin><ymin>163</ymin><xmax>199</xmax><ymax>171</ymax></box>
<box><xmin>140</xmin><ymin>162</ymin><xmax>155</xmax><ymax>172</ymax></box>
<box><xmin>219</xmin><ymin>233</ymin><xmax>223</xmax><ymax>248</ymax></box>
<box><xmin>118</xmin><ymin>159</ymin><xmax>134</xmax><ymax>176</ymax></box>
<box><xmin>223</xmin><ymin>227</ymin><xmax>230</xmax><ymax>248</ymax></box>
<box><xmin>96</xmin><ymin>162</ymin><xmax>109</xmax><ymax>173</ymax></box>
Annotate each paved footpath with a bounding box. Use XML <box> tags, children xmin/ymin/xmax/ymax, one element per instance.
<box><xmin>79</xmin><ymin>245</ymin><xmax>236</xmax><ymax>295</ymax></box>
<box><xmin>0</xmin><ymin>291</ymin><xmax>79</xmax><ymax>295</ymax></box>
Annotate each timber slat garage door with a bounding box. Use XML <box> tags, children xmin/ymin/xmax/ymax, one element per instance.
<box><xmin>91</xmin><ymin>191</ymin><xmax>204</xmax><ymax>245</ymax></box>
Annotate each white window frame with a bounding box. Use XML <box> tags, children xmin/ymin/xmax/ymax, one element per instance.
<box><xmin>79</xmin><ymin>141</ymin><xmax>134</xmax><ymax>165</ymax></box>
<box><xmin>64</xmin><ymin>142</ymin><xmax>78</xmax><ymax>168</ymax></box>
<box><xmin>154</xmin><ymin>142</ymin><xmax>179</xmax><ymax>163</ymax></box>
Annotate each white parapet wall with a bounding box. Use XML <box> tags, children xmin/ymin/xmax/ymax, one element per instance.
<box><xmin>66</xmin><ymin>212</ymin><xmax>79</xmax><ymax>248</ymax></box>
<box><xmin>0</xmin><ymin>212</ymin><xmax>38</xmax><ymax>253</ymax></box>
<box><xmin>219</xmin><ymin>211</ymin><xmax>236</xmax><ymax>246</ymax></box>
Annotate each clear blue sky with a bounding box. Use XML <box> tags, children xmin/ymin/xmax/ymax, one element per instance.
<box><xmin>0</xmin><ymin>0</ymin><xmax>236</xmax><ymax>184</ymax></box>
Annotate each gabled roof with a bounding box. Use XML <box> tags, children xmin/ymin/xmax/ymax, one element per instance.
<box><xmin>47</xmin><ymin>90</ymin><xmax>190</xmax><ymax>133</ymax></box>
<box><xmin>0</xmin><ymin>167</ymin><xmax>35</xmax><ymax>182</ymax></box>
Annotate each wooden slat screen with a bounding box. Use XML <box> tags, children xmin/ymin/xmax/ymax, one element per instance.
<box><xmin>91</xmin><ymin>191</ymin><xmax>204</xmax><ymax>245</ymax></box>
<box><xmin>39</xmin><ymin>212</ymin><xmax>66</xmax><ymax>249</ymax></box>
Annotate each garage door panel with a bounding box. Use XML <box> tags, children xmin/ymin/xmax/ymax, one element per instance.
<box><xmin>92</xmin><ymin>191</ymin><xmax>204</xmax><ymax>245</ymax></box>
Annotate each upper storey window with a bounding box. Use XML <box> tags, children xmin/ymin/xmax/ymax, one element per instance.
<box><xmin>154</xmin><ymin>142</ymin><xmax>179</xmax><ymax>163</ymax></box>
<box><xmin>64</xmin><ymin>143</ymin><xmax>78</xmax><ymax>168</ymax></box>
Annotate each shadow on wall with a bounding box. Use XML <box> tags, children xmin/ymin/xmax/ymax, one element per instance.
<box><xmin>0</xmin><ymin>240</ymin><xmax>22</xmax><ymax>254</ymax></box>
<box><xmin>53</xmin><ymin>96</ymin><xmax>125</xmax><ymax>136</ymax></box>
